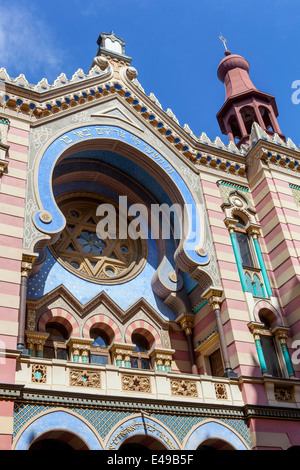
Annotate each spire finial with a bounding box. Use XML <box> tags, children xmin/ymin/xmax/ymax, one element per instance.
<box><xmin>219</xmin><ymin>33</ymin><xmax>228</xmax><ymax>51</ymax></box>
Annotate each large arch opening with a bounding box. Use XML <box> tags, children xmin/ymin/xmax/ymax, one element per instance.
<box><xmin>49</xmin><ymin>142</ymin><xmax>188</xmax><ymax>286</ymax></box>
<box><xmin>29</xmin><ymin>430</ymin><xmax>89</xmax><ymax>450</ymax></box>
<box><xmin>13</xmin><ymin>411</ymin><xmax>103</xmax><ymax>450</ymax></box>
<box><xmin>197</xmin><ymin>438</ymin><xmax>236</xmax><ymax>450</ymax></box>
<box><xmin>33</xmin><ymin>126</ymin><xmax>211</xmax><ymax>278</ymax></box>
<box><xmin>29</xmin><ymin>125</ymin><xmax>214</xmax><ymax>322</ymax></box>
<box><xmin>184</xmin><ymin>420</ymin><xmax>249</xmax><ymax>450</ymax></box>
<box><xmin>119</xmin><ymin>435</ymin><xmax>168</xmax><ymax>451</ymax></box>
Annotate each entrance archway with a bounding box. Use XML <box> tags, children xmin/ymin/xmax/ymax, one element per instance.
<box><xmin>197</xmin><ymin>438</ymin><xmax>236</xmax><ymax>450</ymax></box>
<box><xmin>13</xmin><ymin>410</ymin><xmax>103</xmax><ymax>450</ymax></box>
<box><xmin>183</xmin><ymin>420</ymin><xmax>250</xmax><ymax>450</ymax></box>
<box><xmin>105</xmin><ymin>415</ymin><xmax>181</xmax><ymax>450</ymax></box>
<box><xmin>29</xmin><ymin>430</ymin><xmax>89</xmax><ymax>450</ymax></box>
<box><xmin>119</xmin><ymin>435</ymin><xmax>167</xmax><ymax>451</ymax></box>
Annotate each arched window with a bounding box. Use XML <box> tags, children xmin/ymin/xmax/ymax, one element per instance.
<box><xmin>50</xmin><ymin>193</ymin><xmax>147</xmax><ymax>285</ymax></box>
<box><xmin>234</xmin><ymin>216</ymin><xmax>255</xmax><ymax>268</ymax></box>
<box><xmin>259</xmin><ymin>106</ymin><xmax>274</xmax><ymax>131</ymax></box>
<box><xmin>90</xmin><ymin>328</ymin><xmax>111</xmax><ymax>365</ymax></box>
<box><xmin>228</xmin><ymin>114</ymin><xmax>242</xmax><ymax>141</ymax></box>
<box><xmin>131</xmin><ymin>333</ymin><xmax>151</xmax><ymax>370</ymax></box>
<box><xmin>44</xmin><ymin>322</ymin><xmax>69</xmax><ymax>360</ymax></box>
<box><xmin>258</xmin><ymin>315</ymin><xmax>282</xmax><ymax>377</ymax></box>
<box><xmin>240</xmin><ymin>106</ymin><xmax>259</xmax><ymax>134</ymax></box>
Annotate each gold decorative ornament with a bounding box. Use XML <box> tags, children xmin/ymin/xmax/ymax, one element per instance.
<box><xmin>121</xmin><ymin>374</ymin><xmax>151</xmax><ymax>393</ymax></box>
<box><xmin>215</xmin><ymin>383</ymin><xmax>228</xmax><ymax>400</ymax></box>
<box><xmin>170</xmin><ymin>379</ymin><xmax>198</xmax><ymax>397</ymax></box>
<box><xmin>39</xmin><ymin>211</ymin><xmax>52</xmax><ymax>224</ymax></box>
<box><xmin>69</xmin><ymin>369</ymin><xmax>101</xmax><ymax>388</ymax></box>
<box><xmin>274</xmin><ymin>385</ymin><xmax>294</xmax><ymax>402</ymax></box>
<box><xmin>32</xmin><ymin>364</ymin><xmax>47</xmax><ymax>384</ymax></box>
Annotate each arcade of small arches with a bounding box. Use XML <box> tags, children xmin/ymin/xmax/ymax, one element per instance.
<box><xmin>27</xmin><ymin>307</ymin><xmax>164</xmax><ymax>371</ymax></box>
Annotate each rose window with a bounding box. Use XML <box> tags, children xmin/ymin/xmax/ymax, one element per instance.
<box><xmin>50</xmin><ymin>193</ymin><xmax>148</xmax><ymax>284</ymax></box>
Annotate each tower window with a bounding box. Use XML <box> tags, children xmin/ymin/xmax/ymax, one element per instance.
<box><xmin>240</xmin><ymin>106</ymin><xmax>259</xmax><ymax>134</ymax></box>
<box><xmin>259</xmin><ymin>106</ymin><xmax>274</xmax><ymax>131</ymax></box>
<box><xmin>235</xmin><ymin>216</ymin><xmax>255</xmax><ymax>268</ymax></box>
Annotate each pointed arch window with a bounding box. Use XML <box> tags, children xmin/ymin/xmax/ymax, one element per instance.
<box><xmin>235</xmin><ymin>216</ymin><xmax>255</xmax><ymax>268</ymax></box>
<box><xmin>225</xmin><ymin>209</ymin><xmax>272</xmax><ymax>298</ymax></box>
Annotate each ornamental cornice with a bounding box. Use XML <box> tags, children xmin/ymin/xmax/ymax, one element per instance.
<box><xmin>67</xmin><ymin>337</ymin><xmax>94</xmax><ymax>350</ymax></box>
<box><xmin>245</xmin><ymin>139</ymin><xmax>300</xmax><ymax>173</ymax></box>
<box><xmin>0</xmin><ymin>63</ymin><xmax>250</xmax><ymax>174</ymax></box>
<box><xmin>5</xmin><ymin>384</ymin><xmax>300</xmax><ymax>422</ymax></box>
<box><xmin>3</xmin><ymin>63</ymin><xmax>300</xmax><ymax>176</ymax></box>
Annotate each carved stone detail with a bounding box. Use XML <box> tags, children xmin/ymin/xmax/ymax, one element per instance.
<box><xmin>202</xmin><ymin>288</ymin><xmax>224</xmax><ymax>311</ymax></box>
<box><xmin>170</xmin><ymin>379</ymin><xmax>198</xmax><ymax>397</ymax></box>
<box><xmin>274</xmin><ymin>385</ymin><xmax>294</xmax><ymax>402</ymax></box>
<box><xmin>32</xmin><ymin>364</ymin><xmax>47</xmax><ymax>384</ymax></box>
<box><xmin>69</xmin><ymin>369</ymin><xmax>101</xmax><ymax>388</ymax></box>
<box><xmin>26</xmin><ymin>303</ymin><xmax>37</xmax><ymax>331</ymax></box>
<box><xmin>121</xmin><ymin>374</ymin><xmax>151</xmax><ymax>393</ymax></box>
<box><xmin>177</xmin><ymin>315</ymin><xmax>194</xmax><ymax>336</ymax></box>
<box><xmin>215</xmin><ymin>383</ymin><xmax>228</xmax><ymax>400</ymax></box>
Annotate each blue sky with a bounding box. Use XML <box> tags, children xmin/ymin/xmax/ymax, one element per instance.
<box><xmin>1</xmin><ymin>0</ymin><xmax>300</xmax><ymax>146</ymax></box>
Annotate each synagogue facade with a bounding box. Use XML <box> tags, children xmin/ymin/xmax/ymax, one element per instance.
<box><xmin>0</xmin><ymin>32</ymin><xmax>299</xmax><ymax>450</ymax></box>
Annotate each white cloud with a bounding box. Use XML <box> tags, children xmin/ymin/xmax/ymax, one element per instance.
<box><xmin>0</xmin><ymin>4</ymin><xmax>65</xmax><ymax>83</ymax></box>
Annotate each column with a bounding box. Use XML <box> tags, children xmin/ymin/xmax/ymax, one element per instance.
<box><xmin>109</xmin><ymin>343</ymin><xmax>135</xmax><ymax>368</ymax></box>
<box><xmin>248</xmin><ymin>322</ymin><xmax>268</xmax><ymax>374</ymax></box>
<box><xmin>177</xmin><ymin>314</ymin><xmax>198</xmax><ymax>375</ymax></box>
<box><xmin>150</xmin><ymin>348</ymin><xmax>175</xmax><ymax>372</ymax></box>
<box><xmin>272</xmin><ymin>327</ymin><xmax>295</xmax><ymax>377</ymax></box>
<box><xmin>17</xmin><ymin>254</ymin><xmax>37</xmax><ymax>352</ymax></box>
<box><xmin>25</xmin><ymin>332</ymin><xmax>49</xmax><ymax>358</ymax></box>
<box><xmin>67</xmin><ymin>338</ymin><xmax>94</xmax><ymax>363</ymax></box>
<box><xmin>81</xmin><ymin>350</ymin><xmax>89</xmax><ymax>364</ymax></box>
<box><xmin>203</xmin><ymin>288</ymin><xmax>238</xmax><ymax>378</ymax></box>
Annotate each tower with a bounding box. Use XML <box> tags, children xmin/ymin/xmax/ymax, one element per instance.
<box><xmin>216</xmin><ymin>49</ymin><xmax>285</xmax><ymax>147</ymax></box>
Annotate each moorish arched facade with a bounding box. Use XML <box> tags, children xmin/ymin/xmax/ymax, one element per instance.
<box><xmin>1</xmin><ymin>31</ymin><xmax>300</xmax><ymax>451</ymax></box>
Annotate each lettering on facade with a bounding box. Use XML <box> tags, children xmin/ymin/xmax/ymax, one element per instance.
<box><xmin>108</xmin><ymin>420</ymin><xmax>177</xmax><ymax>450</ymax></box>
<box><xmin>58</xmin><ymin>126</ymin><xmax>175</xmax><ymax>176</ymax></box>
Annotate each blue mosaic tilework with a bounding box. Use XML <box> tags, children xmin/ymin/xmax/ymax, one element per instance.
<box><xmin>13</xmin><ymin>402</ymin><xmax>252</xmax><ymax>448</ymax></box>
<box><xmin>27</xmin><ymin>245</ymin><xmax>176</xmax><ymax>320</ymax></box>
